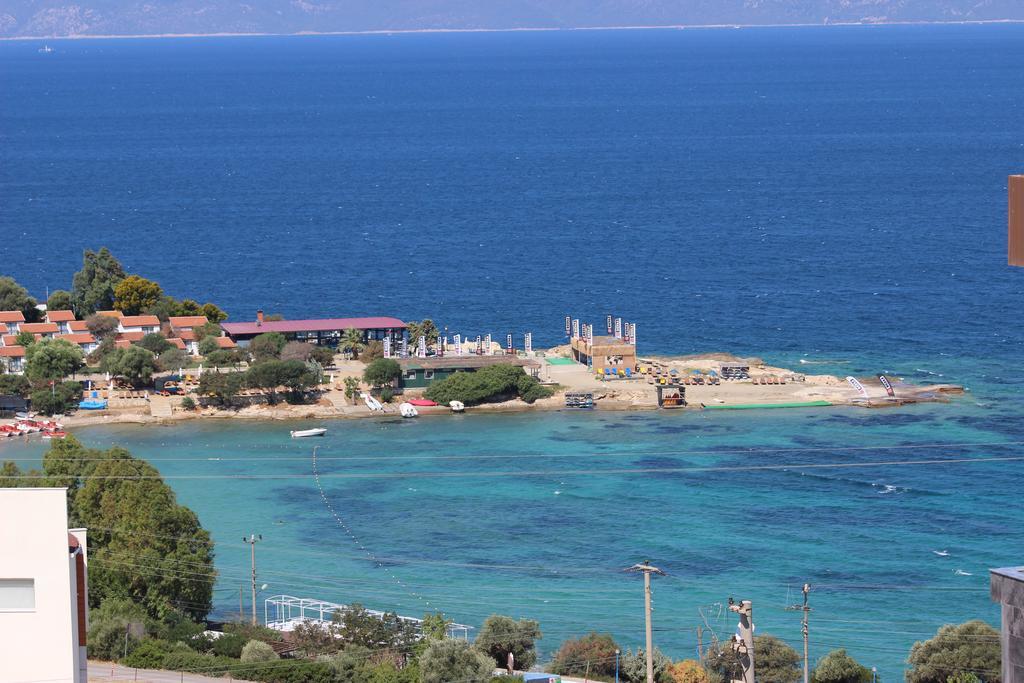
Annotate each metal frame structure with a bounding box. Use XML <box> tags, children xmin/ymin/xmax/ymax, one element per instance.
<box><xmin>264</xmin><ymin>595</ymin><xmax>472</xmax><ymax>640</ymax></box>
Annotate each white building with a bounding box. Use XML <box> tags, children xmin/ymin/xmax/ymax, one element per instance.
<box><xmin>117</xmin><ymin>315</ymin><xmax>161</xmax><ymax>335</ymax></box>
<box><xmin>0</xmin><ymin>488</ymin><xmax>88</xmax><ymax>683</ymax></box>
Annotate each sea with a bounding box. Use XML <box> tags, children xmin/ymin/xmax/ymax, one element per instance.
<box><xmin>2</xmin><ymin>24</ymin><xmax>1024</xmax><ymax>676</ymax></box>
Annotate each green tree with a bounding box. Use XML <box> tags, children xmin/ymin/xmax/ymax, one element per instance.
<box><xmin>335</xmin><ymin>604</ymin><xmax>418</xmax><ymax>650</ymax></box>
<box><xmin>475</xmin><ymin>614</ymin><xmax>541</xmax><ymax>671</ymax></box>
<box><xmin>419</xmin><ymin>638</ymin><xmax>495</xmax><ymax>683</ymax></box>
<box><xmin>198</xmin><ymin>371</ymin><xmax>244</xmax><ymax>407</ymax></box>
<box><xmin>101</xmin><ymin>346</ymin><xmax>157</xmax><ymax>387</ymax></box>
<box><xmin>30</xmin><ymin>381</ymin><xmax>82</xmax><ymax>416</ymax></box>
<box><xmin>180</xmin><ymin>396</ymin><xmax>196</xmax><ymax>411</ymax></box>
<box><xmin>406</xmin><ymin>320</ymin><xmax>440</xmax><ymax>348</ymax></box>
<box><xmin>362</xmin><ymin>339</ymin><xmax>384</xmax><ymax>362</ymax></box>
<box><xmin>249</xmin><ymin>332</ymin><xmax>287</xmax><ymax>363</ymax></box>
<box><xmin>139</xmin><ymin>332</ymin><xmax>173</xmax><ymax>355</ymax></box>
<box><xmin>241</xmin><ymin>639</ymin><xmax>279</xmax><ymax>662</ymax></box>
<box><xmin>421</xmin><ymin>612</ymin><xmax>452</xmax><ymax>642</ymax></box>
<box><xmin>71</xmin><ymin>247</ymin><xmax>126</xmax><ymax>316</ymax></box>
<box><xmin>622</xmin><ymin>647</ymin><xmax>673</xmax><ymax>683</ymax></box>
<box><xmin>0</xmin><ymin>275</ymin><xmax>39</xmax><ymax>322</ymax></box>
<box><xmin>192</xmin><ymin>321</ymin><xmax>224</xmax><ymax>342</ymax></box>
<box><xmin>114</xmin><ymin>275</ymin><xmax>164</xmax><ymax>315</ymax></box>
<box><xmin>47</xmin><ymin>289</ymin><xmax>73</xmax><ymax>313</ymax></box>
<box><xmin>197</xmin><ymin>336</ymin><xmax>220</xmax><ymax>357</ymax></box>
<box><xmin>204</xmin><ymin>349</ymin><xmax>244</xmax><ymax>368</ymax></box>
<box><xmin>0</xmin><ymin>373</ymin><xmax>31</xmax><ymax>396</ymax></box>
<box><xmin>363</xmin><ymin>358</ymin><xmax>402</xmax><ymax>389</ymax></box>
<box><xmin>343</xmin><ymin>376</ymin><xmax>361</xmax><ymax>404</ymax></box>
<box><xmin>199</xmin><ymin>303</ymin><xmax>228</xmax><ymax>323</ymax></box>
<box><xmin>87</xmin><ymin>337</ymin><xmax>116</xmax><ymax>366</ymax></box>
<box><xmin>813</xmin><ymin>649</ymin><xmax>873</xmax><ymax>683</ymax></box>
<box><xmin>906</xmin><ymin>621</ymin><xmax>1000</xmax><ymax>683</ymax></box>
<box><xmin>25</xmin><ymin>338</ymin><xmax>85</xmax><ymax>383</ymax></box>
<box><xmin>15</xmin><ymin>330</ymin><xmax>37</xmax><ymax>348</ymax></box>
<box><xmin>46</xmin><ymin>437</ymin><xmax>215</xmax><ymax>621</ymax></box>
<box><xmin>245</xmin><ymin>359</ymin><xmax>316</xmax><ymax>404</ymax></box>
<box><xmin>755</xmin><ymin>636</ymin><xmax>801</xmax><ymax>683</ymax></box>
<box><xmin>424</xmin><ymin>364</ymin><xmax>551</xmax><ymax>406</ymax></box>
<box><xmin>87</xmin><ymin>597</ymin><xmax>151</xmax><ymax>660</ymax></box>
<box><xmin>342</xmin><ymin>328</ymin><xmax>365</xmax><ymax>359</ymax></box>
<box><xmin>156</xmin><ymin>349</ymin><xmax>189</xmax><ymax>373</ymax></box>
<box><xmin>550</xmin><ymin>632</ymin><xmax>620</xmax><ymax>678</ymax></box>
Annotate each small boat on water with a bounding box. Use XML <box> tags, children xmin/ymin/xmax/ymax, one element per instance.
<box><xmin>291</xmin><ymin>427</ymin><xmax>327</xmax><ymax>438</ymax></box>
<box><xmin>449</xmin><ymin>400</ymin><xmax>465</xmax><ymax>413</ymax></box>
<box><xmin>42</xmin><ymin>430</ymin><xmax>68</xmax><ymax>440</ymax></box>
<box><xmin>399</xmin><ymin>403</ymin><xmax>418</xmax><ymax>418</ymax></box>
<box><xmin>38</xmin><ymin>45</ymin><xmax>54</xmax><ymax>54</ymax></box>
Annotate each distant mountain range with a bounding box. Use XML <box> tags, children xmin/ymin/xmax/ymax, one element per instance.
<box><xmin>2</xmin><ymin>0</ymin><xmax>1023</xmax><ymax>39</ymax></box>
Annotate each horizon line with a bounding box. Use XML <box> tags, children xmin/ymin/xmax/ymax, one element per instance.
<box><xmin>3</xmin><ymin>17</ymin><xmax>1024</xmax><ymax>42</ymax></box>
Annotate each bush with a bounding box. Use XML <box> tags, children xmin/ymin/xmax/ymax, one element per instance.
<box><xmin>476</xmin><ymin>614</ymin><xmax>541</xmax><ymax>671</ymax></box>
<box><xmin>669</xmin><ymin>660</ymin><xmax>710</xmax><ymax>683</ymax></box>
<box><xmin>122</xmin><ymin>638</ymin><xmax>183</xmax><ymax>668</ymax></box>
<box><xmin>241</xmin><ymin>639</ymin><xmax>279</xmax><ymax>662</ymax></box>
<box><xmin>87</xmin><ymin>598</ymin><xmax>151</xmax><ymax>660</ymax></box>
<box><xmin>812</xmin><ymin>649</ymin><xmax>872</xmax><ymax>683</ymax></box>
<box><xmin>419</xmin><ymin>638</ymin><xmax>496</xmax><ymax>683</ymax></box>
<box><xmin>180</xmin><ymin>396</ymin><xmax>196</xmax><ymax>411</ymax></box>
<box><xmin>0</xmin><ymin>373</ymin><xmax>30</xmax><ymax>397</ymax></box>
<box><xmin>205</xmin><ymin>348</ymin><xmax>245</xmax><ymax>367</ymax></box>
<box><xmin>310</xmin><ymin>345</ymin><xmax>335</xmax><ymax>367</ymax></box>
<box><xmin>101</xmin><ymin>345</ymin><xmax>157</xmax><ymax>387</ymax></box>
<box><xmin>425</xmin><ymin>365</ymin><xmax>551</xmax><ymax>406</ymax></box>
<box><xmin>198</xmin><ymin>336</ymin><xmax>220</xmax><ymax>357</ymax></box>
<box><xmin>621</xmin><ymin>647</ymin><xmax>672</xmax><ymax>683</ymax></box>
<box><xmin>139</xmin><ymin>333</ymin><xmax>173</xmax><ymax>354</ymax></box>
<box><xmin>363</xmin><ymin>358</ymin><xmax>401</xmax><ymax>388</ymax></box>
<box><xmin>211</xmin><ymin>631</ymin><xmax>248</xmax><ymax>657</ymax></box>
<box><xmin>380</xmin><ymin>387</ymin><xmax>395</xmax><ymax>403</ymax></box>
<box><xmin>30</xmin><ymin>381</ymin><xmax>81</xmax><ymax>416</ymax></box>
<box><xmin>362</xmin><ymin>340</ymin><xmax>384</xmax><ymax>362</ymax></box>
<box><xmin>156</xmin><ymin>348</ymin><xmax>189</xmax><ymax>372</ymax></box>
<box><xmin>550</xmin><ymin>633</ymin><xmax>620</xmax><ymax>678</ymax></box>
<box><xmin>249</xmin><ymin>332</ymin><xmax>287</xmax><ymax>362</ymax></box>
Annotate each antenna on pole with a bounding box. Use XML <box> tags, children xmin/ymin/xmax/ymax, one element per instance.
<box><xmin>787</xmin><ymin>584</ymin><xmax>812</xmax><ymax>683</ymax></box>
<box><xmin>625</xmin><ymin>561</ymin><xmax>666</xmax><ymax>683</ymax></box>
<box><xmin>728</xmin><ymin>596</ymin><xmax>754</xmax><ymax>683</ymax></box>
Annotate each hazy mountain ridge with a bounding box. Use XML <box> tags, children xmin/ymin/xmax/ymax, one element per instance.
<box><xmin>2</xmin><ymin>0</ymin><xmax>1022</xmax><ymax>38</ymax></box>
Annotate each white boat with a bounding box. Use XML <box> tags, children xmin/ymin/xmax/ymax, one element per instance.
<box><xmin>399</xmin><ymin>402</ymin><xmax>418</xmax><ymax>418</ymax></box>
<box><xmin>38</xmin><ymin>45</ymin><xmax>54</xmax><ymax>54</ymax></box>
<box><xmin>449</xmin><ymin>400</ymin><xmax>465</xmax><ymax>412</ymax></box>
<box><xmin>290</xmin><ymin>428</ymin><xmax>327</xmax><ymax>438</ymax></box>
<box><xmin>361</xmin><ymin>392</ymin><xmax>383</xmax><ymax>411</ymax></box>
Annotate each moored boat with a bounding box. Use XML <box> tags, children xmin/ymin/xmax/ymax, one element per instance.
<box><xmin>449</xmin><ymin>400</ymin><xmax>465</xmax><ymax>413</ymax></box>
<box><xmin>291</xmin><ymin>427</ymin><xmax>327</xmax><ymax>438</ymax></box>
<box><xmin>399</xmin><ymin>403</ymin><xmax>418</xmax><ymax>418</ymax></box>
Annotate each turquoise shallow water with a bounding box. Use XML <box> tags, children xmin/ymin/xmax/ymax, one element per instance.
<box><xmin>3</xmin><ymin>374</ymin><xmax>1021</xmax><ymax>676</ymax></box>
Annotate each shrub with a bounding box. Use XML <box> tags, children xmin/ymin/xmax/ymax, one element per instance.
<box><xmin>621</xmin><ymin>647</ymin><xmax>673</xmax><ymax>683</ymax></box>
<box><xmin>362</xmin><ymin>340</ymin><xmax>384</xmax><ymax>362</ymax></box>
<box><xmin>205</xmin><ymin>349</ymin><xmax>245</xmax><ymax>367</ymax></box>
<box><xmin>419</xmin><ymin>638</ymin><xmax>495</xmax><ymax>683</ymax></box>
<box><xmin>139</xmin><ymin>333</ymin><xmax>173</xmax><ymax>354</ymax></box>
<box><xmin>425</xmin><ymin>364</ymin><xmax>551</xmax><ymax>406</ymax></box>
<box><xmin>550</xmin><ymin>633</ymin><xmax>620</xmax><ymax>677</ymax></box>
<box><xmin>211</xmin><ymin>631</ymin><xmax>248</xmax><ymax>657</ymax></box>
<box><xmin>87</xmin><ymin>598</ymin><xmax>150</xmax><ymax>660</ymax></box>
<box><xmin>241</xmin><ymin>639</ymin><xmax>279</xmax><ymax>662</ymax></box>
<box><xmin>198</xmin><ymin>336</ymin><xmax>220</xmax><ymax>357</ymax></box>
<box><xmin>249</xmin><ymin>332</ymin><xmax>287</xmax><ymax>362</ymax></box>
<box><xmin>122</xmin><ymin>638</ymin><xmax>183</xmax><ymax>668</ymax></box>
<box><xmin>180</xmin><ymin>396</ymin><xmax>196</xmax><ymax>411</ymax></box>
<box><xmin>156</xmin><ymin>348</ymin><xmax>189</xmax><ymax>372</ymax></box>
<box><xmin>669</xmin><ymin>660</ymin><xmax>710</xmax><ymax>683</ymax></box>
<box><xmin>380</xmin><ymin>387</ymin><xmax>395</xmax><ymax>403</ymax></box>
<box><xmin>310</xmin><ymin>345</ymin><xmax>335</xmax><ymax>367</ymax></box>
<box><xmin>812</xmin><ymin>649</ymin><xmax>873</xmax><ymax>683</ymax></box>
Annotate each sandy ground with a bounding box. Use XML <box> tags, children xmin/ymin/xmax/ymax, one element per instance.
<box><xmin>35</xmin><ymin>351</ymin><xmax>962</xmax><ymax>430</ymax></box>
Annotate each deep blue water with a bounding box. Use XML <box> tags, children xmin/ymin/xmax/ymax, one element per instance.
<box><xmin>2</xmin><ymin>25</ymin><xmax>1024</xmax><ymax>677</ymax></box>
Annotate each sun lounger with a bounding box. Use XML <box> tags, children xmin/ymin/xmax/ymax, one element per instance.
<box><xmin>625</xmin><ymin>368</ymin><xmax>632</xmax><ymax>378</ymax></box>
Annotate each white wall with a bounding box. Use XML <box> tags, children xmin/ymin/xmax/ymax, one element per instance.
<box><xmin>0</xmin><ymin>488</ymin><xmax>78</xmax><ymax>683</ymax></box>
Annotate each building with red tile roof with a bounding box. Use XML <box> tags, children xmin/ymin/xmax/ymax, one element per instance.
<box><xmin>115</xmin><ymin>331</ymin><xmax>145</xmax><ymax>344</ymax></box>
<box><xmin>168</xmin><ymin>338</ymin><xmax>187</xmax><ymax>350</ymax></box>
<box><xmin>20</xmin><ymin>322</ymin><xmax>59</xmax><ymax>337</ymax></box>
<box><xmin>56</xmin><ymin>333</ymin><xmax>99</xmax><ymax>355</ymax></box>
<box><xmin>96</xmin><ymin>310</ymin><xmax>123</xmax><ymax>319</ymax></box>
<box><xmin>118</xmin><ymin>315</ymin><xmax>160</xmax><ymax>334</ymax></box>
<box><xmin>214</xmin><ymin>337</ymin><xmax>238</xmax><ymax>349</ymax></box>
<box><xmin>68</xmin><ymin>321</ymin><xmax>89</xmax><ymax>333</ymax></box>
<box><xmin>0</xmin><ymin>311</ymin><xmax>26</xmax><ymax>334</ymax></box>
<box><xmin>168</xmin><ymin>316</ymin><xmax>209</xmax><ymax>330</ymax></box>
<box><xmin>45</xmin><ymin>310</ymin><xmax>76</xmax><ymax>323</ymax></box>
<box><xmin>0</xmin><ymin>345</ymin><xmax>26</xmax><ymax>373</ymax></box>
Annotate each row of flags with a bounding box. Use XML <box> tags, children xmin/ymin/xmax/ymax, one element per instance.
<box><xmin>565</xmin><ymin>315</ymin><xmax>638</xmax><ymax>346</ymax></box>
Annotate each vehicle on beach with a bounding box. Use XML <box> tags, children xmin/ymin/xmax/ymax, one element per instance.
<box><xmin>291</xmin><ymin>427</ymin><xmax>327</xmax><ymax>438</ymax></box>
<box><xmin>399</xmin><ymin>402</ymin><xmax>418</xmax><ymax>418</ymax></box>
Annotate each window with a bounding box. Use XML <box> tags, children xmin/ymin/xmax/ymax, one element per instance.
<box><xmin>0</xmin><ymin>579</ymin><xmax>35</xmax><ymax>610</ymax></box>
<box><xmin>404</xmin><ymin>370</ymin><xmax>417</xmax><ymax>380</ymax></box>
<box><xmin>424</xmin><ymin>370</ymin><xmax>434</xmax><ymax>380</ymax></box>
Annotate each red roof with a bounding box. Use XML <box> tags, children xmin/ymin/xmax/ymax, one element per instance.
<box><xmin>57</xmin><ymin>333</ymin><xmax>96</xmax><ymax>345</ymax></box>
<box><xmin>0</xmin><ymin>346</ymin><xmax>25</xmax><ymax>357</ymax></box>
<box><xmin>114</xmin><ymin>340</ymin><xmax>132</xmax><ymax>348</ymax></box>
<box><xmin>168</xmin><ymin>338</ymin><xmax>187</xmax><ymax>350</ymax></box>
<box><xmin>169</xmin><ymin>316</ymin><xmax>209</xmax><ymax>329</ymax></box>
<box><xmin>119</xmin><ymin>315</ymin><xmax>160</xmax><ymax>327</ymax></box>
<box><xmin>20</xmin><ymin>322</ymin><xmax>58</xmax><ymax>334</ymax></box>
<box><xmin>97</xmin><ymin>310</ymin><xmax>124</xmax><ymax>319</ymax></box>
<box><xmin>46</xmin><ymin>310</ymin><xmax>76</xmax><ymax>323</ymax></box>
<box><xmin>2</xmin><ymin>335</ymin><xmax>20</xmax><ymax>346</ymax></box>
<box><xmin>221</xmin><ymin>317</ymin><xmax>406</xmax><ymax>336</ymax></box>
<box><xmin>177</xmin><ymin>330</ymin><xmax>197</xmax><ymax>341</ymax></box>
<box><xmin>115</xmin><ymin>331</ymin><xmax>145</xmax><ymax>343</ymax></box>
<box><xmin>214</xmin><ymin>337</ymin><xmax>238</xmax><ymax>349</ymax></box>
<box><xmin>0</xmin><ymin>311</ymin><xmax>26</xmax><ymax>323</ymax></box>
<box><xmin>68</xmin><ymin>321</ymin><xmax>89</xmax><ymax>332</ymax></box>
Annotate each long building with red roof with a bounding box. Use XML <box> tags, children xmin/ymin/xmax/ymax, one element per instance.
<box><xmin>221</xmin><ymin>310</ymin><xmax>406</xmax><ymax>347</ymax></box>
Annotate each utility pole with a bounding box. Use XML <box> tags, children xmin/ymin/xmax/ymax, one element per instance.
<box><xmin>625</xmin><ymin>561</ymin><xmax>666</xmax><ymax>683</ymax></box>
<box><xmin>242</xmin><ymin>534</ymin><xmax>262</xmax><ymax>625</ymax></box>
<box><xmin>786</xmin><ymin>584</ymin><xmax>812</xmax><ymax>683</ymax></box>
<box><xmin>728</xmin><ymin>598</ymin><xmax>754</xmax><ymax>683</ymax></box>
<box><xmin>697</xmin><ymin>626</ymin><xmax>703</xmax><ymax>659</ymax></box>
<box><xmin>238</xmin><ymin>585</ymin><xmax>243</xmax><ymax>620</ymax></box>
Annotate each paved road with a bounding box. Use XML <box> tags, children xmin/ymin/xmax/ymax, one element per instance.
<box><xmin>88</xmin><ymin>661</ymin><xmax>237</xmax><ymax>683</ymax></box>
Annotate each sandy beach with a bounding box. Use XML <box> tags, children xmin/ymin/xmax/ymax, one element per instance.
<box><xmin>47</xmin><ymin>349</ymin><xmax>964</xmax><ymax>430</ymax></box>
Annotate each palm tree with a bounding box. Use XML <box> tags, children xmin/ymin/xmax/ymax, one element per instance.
<box><xmin>341</xmin><ymin>328</ymin><xmax>365</xmax><ymax>359</ymax></box>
